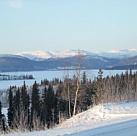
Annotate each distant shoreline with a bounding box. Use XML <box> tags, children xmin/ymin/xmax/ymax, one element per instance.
<box><xmin>0</xmin><ymin>74</ymin><xmax>34</xmax><ymax>81</ymax></box>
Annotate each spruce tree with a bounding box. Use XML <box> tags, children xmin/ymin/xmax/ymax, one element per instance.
<box><xmin>21</xmin><ymin>82</ymin><xmax>28</xmax><ymax>110</ymax></box>
<box><xmin>0</xmin><ymin>101</ymin><xmax>6</xmax><ymax>132</ymax></box>
<box><xmin>41</xmin><ymin>86</ymin><xmax>47</xmax><ymax>127</ymax></box>
<box><xmin>46</xmin><ymin>84</ymin><xmax>55</xmax><ymax>128</ymax></box>
<box><xmin>21</xmin><ymin>82</ymin><xmax>30</xmax><ymax>121</ymax></box>
<box><xmin>0</xmin><ymin>101</ymin><xmax>2</xmax><ymax>116</ymax></box>
<box><xmin>0</xmin><ymin>101</ymin><xmax>2</xmax><ymax>129</ymax></box>
<box><xmin>12</xmin><ymin>88</ymin><xmax>20</xmax><ymax>128</ymax></box>
<box><xmin>97</xmin><ymin>69</ymin><xmax>104</xmax><ymax>103</ymax></box>
<box><xmin>53</xmin><ymin>96</ymin><xmax>59</xmax><ymax>124</ymax></box>
<box><xmin>82</xmin><ymin>72</ymin><xmax>87</xmax><ymax>84</ymax></box>
<box><xmin>8</xmin><ymin>87</ymin><xmax>14</xmax><ymax>128</ymax></box>
<box><xmin>31</xmin><ymin>81</ymin><xmax>40</xmax><ymax>129</ymax></box>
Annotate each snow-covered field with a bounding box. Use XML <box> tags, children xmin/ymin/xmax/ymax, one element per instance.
<box><xmin>2</xmin><ymin>101</ymin><xmax>137</xmax><ymax>136</ymax></box>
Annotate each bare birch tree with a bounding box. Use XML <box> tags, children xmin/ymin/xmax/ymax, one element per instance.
<box><xmin>73</xmin><ymin>50</ymin><xmax>83</xmax><ymax>116</ymax></box>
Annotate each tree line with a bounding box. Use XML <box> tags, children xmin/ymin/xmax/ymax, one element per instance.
<box><xmin>0</xmin><ymin>70</ymin><xmax>137</xmax><ymax>133</ymax></box>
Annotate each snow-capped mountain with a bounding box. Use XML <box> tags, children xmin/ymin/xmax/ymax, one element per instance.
<box><xmin>17</xmin><ymin>51</ymin><xmax>54</xmax><ymax>61</ymax></box>
<box><xmin>99</xmin><ymin>49</ymin><xmax>137</xmax><ymax>58</ymax></box>
<box><xmin>17</xmin><ymin>50</ymin><xmax>95</xmax><ymax>61</ymax></box>
<box><xmin>17</xmin><ymin>49</ymin><xmax>137</xmax><ymax>61</ymax></box>
<box><xmin>0</xmin><ymin>49</ymin><xmax>136</xmax><ymax>72</ymax></box>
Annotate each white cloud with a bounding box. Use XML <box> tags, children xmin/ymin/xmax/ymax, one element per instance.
<box><xmin>9</xmin><ymin>0</ymin><xmax>23</xmax><ymax>8</ymax></box>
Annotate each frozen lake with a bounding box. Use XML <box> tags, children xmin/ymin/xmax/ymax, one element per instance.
<box><xmin>0</xmin><ymin>70</ymin><xmax>134</xmax><ymax>90</ymax></box>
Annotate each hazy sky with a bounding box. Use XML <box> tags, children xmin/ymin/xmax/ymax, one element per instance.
<box><xmin>0</xmin><ymin>0</ymin><xmax>137</xmax><ymax>54</ymax></box>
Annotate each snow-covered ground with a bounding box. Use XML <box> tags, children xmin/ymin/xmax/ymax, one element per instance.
<box><xmin>2</xmin><ymin>101</ymin><xmax>137</xmax><ymax>136</ymax></box>
<box><xmin>2</xmin><ymin>108</ymin><xmax>8</xmax><ymax>119</ymax></box>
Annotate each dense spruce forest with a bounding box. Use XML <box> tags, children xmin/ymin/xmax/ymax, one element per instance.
<box><xmin>0</xmin><ymin>69</ymin><xmax>137</xmax><ymax>132</ymax></box>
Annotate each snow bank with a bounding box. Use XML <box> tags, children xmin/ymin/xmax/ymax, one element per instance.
<box><xmin>3</xmin><ymin>101</ymin><xmax>137</xmax><ymax>136</ymax></box>
<box><xmin>59</xmin><ymin>101</ymin><xmax>137</xmax><ymax>129</ymax></box>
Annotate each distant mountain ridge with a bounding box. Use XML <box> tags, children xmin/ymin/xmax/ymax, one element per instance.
<box><xmin>98</xmin><ymin>49</ymin><xmax>137</xmax><ymax>58</ymax></box>
<box><xmin>17</xmin><ymin>50</ymin><xmax>96</xmax><ymax>61</ymax></box>
<box><xmin>17</xmin><ymin>49</ymin><xmax>137</xmax><ymax>61</ymax></box>
<box><xmin>0</xmin><ymin>49</ymin><xmax>137</xmax><ymax>72</ymax></box>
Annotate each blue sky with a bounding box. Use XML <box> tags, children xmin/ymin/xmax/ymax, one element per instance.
<box><xmin>0</xmin><ymin>0</ymin><xmax>137</xmax><ymax>54</ymax></box>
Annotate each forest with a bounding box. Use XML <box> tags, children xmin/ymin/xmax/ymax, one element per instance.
<box><xmin>0</xmin><ymin>69</ymin><xmax>137</xmax><ymax>133</ymax></box>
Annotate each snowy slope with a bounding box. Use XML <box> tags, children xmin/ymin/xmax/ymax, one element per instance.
<box><xmin>99</xmin><ymin>49</ymin><xmax>137</xmax><ymax>58</ymax></box>
<box><xmin>17</xmin><ymin>51</ymin><xmax>53</xmax><ymax>61</ymax></box>
<box><xmin>58</xmin><ymin>102</ymin><xmax>137</xmax><ymax>131</ymax></box>
<box><xmin>17</xmin><ymin>49</ymin><xmax>137</xmax><ymax>61</ymax></box>
<box><xmin>17</xmin><ymin>50</ymin><xmax>93</xmax><ymax>61</ymax></box>
<box><xmin>2</xmin><ymin>102</ymin><xmax>137</xmax><ymax>136</ymax></box>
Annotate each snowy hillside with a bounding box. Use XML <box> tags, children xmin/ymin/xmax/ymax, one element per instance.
<box><xmin>99</xmin><ymin>49</ymin><xmax>137</xmax><ymax>58</ymax></box>
<box><xmin>17</xmin><ymin>49</ymin><xmax>137</xmax><ymax>61</ymax></box>
<box><xmin>17</xmin><ymin>51</ymin><xmax>54</xmax><ymax>61</ymax></box>
<box><xmin>59</xmin><ymin>102</ymin><xmax>137</xmax><ymax>129</ymax></box>
<box><xmin>3</xmin><ymin>101</ymin><xmax>137</xmax><ymax>136</ymax></box>
<box><xmin>17</xmin><ymin>50</ymin><xmax>93</xmax><ymax>61</ymax></box>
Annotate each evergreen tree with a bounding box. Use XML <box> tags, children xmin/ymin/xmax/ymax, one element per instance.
<box><xmin>0</xmin><ymin>101</ymin><xmax>6</xmax><ymax>132</ymax></box>
<box><xmin>53</xmin><ymin>96</ymin><xmax>59</xmax><ymax>124</ymax></box>
<box><xmin>0</xmin><ymin>101</ymin><xmax>2</xmax><ymax>116</ymax></box>
<box><xmin>12</xmin><ymin>88</ymin><xmax>20</xmax><ymax>128</ymax></box>
<box><xmin>90</xmin><ymin>81</ymin><xmax>98</xmax><ymax>105</ymax></box>
<box><xmin>21</xmin><ymin>82</ymin><xmax>30</xmax><ymax>124</ymax></box>
<box><xmin>97</xmin><ymin>69</ymin><xmax>104</xmax><ymax>103</ymax></box>
<box><xmin>8</xmin><ymin>87</ymin><xmax>14</xmax><ymax>128</ymax></box>
<box><xmin>31</xmin><ymin>81</ymin><xmax>40</xmax><ymax>129</ymax></box>
<box><xmin>82</xmin><ymin>72</ymin><xmax>87</xmax><ymax>84</ymax></box>
<box><xmin>46</xmin><ymin>84</ymin><xmax>55</xmax><ymax>128</ymax></box>
<box><xmin>0</xmin><ymin>101</ymin><xmax>2</xmax><ymax>129</ymax></box>
<box><xmin>98</xmin><ymin>69</ymin><xmax>103</xmax><ymax>79</ymax></box>
<box><xmin>41</xmin><ymin>86</ymin><xmax>47</xmax><ymax>127</ymax></box>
